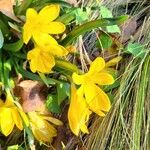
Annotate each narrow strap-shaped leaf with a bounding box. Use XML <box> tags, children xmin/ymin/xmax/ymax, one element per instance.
<box><xmin>31</xmin><ymin>0</ymin><xmax>72</xmax><ymax>11</ymax></box>
<box><xmin>44</xmin><ymin>0</ymin><xmax>72</xmax><ymax>7</ymax></box>
<box><xmin>0</xmin><ymin>29</ymin><xmax>4</xmax><ymax>48</ymax></box>
<box><xmin>3</xmin><ymin>59</ymin><xmax>12</xmax><ymax>89</ymax></box>
<box><xmin>0</xmin><ymin>19</ymin><xmax>9</xmax><ymax>36</ymax></box>
<box><xmin>56</xmin><ymin>8</ymin><xmax>77</xmax><ymax>25</ymax></box>
<box><xmin>17</xmin><ymin>67</ymin><xmax>58</xmax><ymax>85</ymax></box>
<box><xmin>3</xmin><ymin>39</ymin><xmax>23</xmax><ymax>52</ymax></box>
<box><xmin>60</xmin><ymin>15</ymin><xmax>128</xmax><ymax>46</ymax></box>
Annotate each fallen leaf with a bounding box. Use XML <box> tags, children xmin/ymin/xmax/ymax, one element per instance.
<box><xmin>0</xmin><ymin>0</ymin><xmax>20</xmax><ymax>22</ymax></box>
<box><xmin>14</xmin><ymin>80</ymin><xmax>48</xmax><ymax>113</ymax></box>
<box><xmin>120</xmin><ymin>17</ymin><xmax>137</xmax><ymax>43</ymax></box>
<box><xmin>66</xmin><ymin>0</ymin><xmax>78</xmax><ymax>6</ymax></box>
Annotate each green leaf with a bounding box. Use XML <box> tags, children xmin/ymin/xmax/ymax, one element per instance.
<box><xmin>8</xmin><ymin>22</ymin><xmax>21</xmax><ymax>32</ymax></box>
<box><xmin>3</xmin><ymin>39</ymin><xmax>23</xmax><ymax>52</ymax></box>
<box><xmin>107</xmin><ymin>25</ymin><xmax>121</xmax><ymax>33</ymax></box>
<box><xmin>96</xmin><ymin>31</ymin><xmax>112</xmax><ymax>49</ymax></box>
<box><xmin>31</xmin><ymin>0</ymin><xmax>71</xmax><ymax>11</ymax></box>
<box><xmin>57</xmin><ymin>83</ymin><xmax>70</xmax><ymax>105</ymax></box>
<box><xmin>100</xmin><ymin>6</ymin><xmax>121</xmax><ymax>33</ymax></box>
<box><xmin>46</xmin><ymin>83</ymin><xmax>70</xmax><ymax>113</ymax></box>
<box><xmin>46</xmin><ymin>95</ymin><xmax>61</xmax><ymax>113</ymax></box>
<box><xmin>57</xmin><ymin>9</ymin><xmax>76</xmax><ymax>25</ymax></box>
<box><xmin>17</xmin><ymin>67</ymin><xmax>57</xmax><ymax>84</ymax></box>
<box><xmin>107</xmin><ymin>93</ymin><xmax>115</xmax><ymax>103</ymax></box>
<box><xmin>61</xmin><ymin>15</ymin><xmax>128</xmax><ymax>46</ymax></box>
<box><xmin>0</xmin><ymin>29</ymin><xmax>4</xmax><ymax>48</ymax></box>
<box><xmin>125</xmin><ymin>43</ymin><xmax>146</xmax><ymax>58</ymax></box>
<box><xmin>7</xmin><ymin>145</ymin><xmax>24</xmax><ymax>150</ymax></box>
<box><xmin>104</xmin><ymin>80</ymin><xmax>120</xmax><ymax>92</ymax></box>
<box><xmin>100</xmin><ymin>6</ymin><xmax>113</xmax><ymax>18</ymax></box>
<box><xmin>75</xmin><ymin>8</ymin><xmax>88</xmax><ymax>24</ymax></box>
<box><xmin>0</xmin><ymin>19</ymin><xmax>9</xmax><ymax>36</ymax></box>
<box><xmin>7</xmin><ymin>145</ymin><xmax>19</xmax><ymax>150</ymax></box>
<box><xmin>45</xmin><ymin>0</ymin><xmax>71</xmax><ymax>7</ymax></box>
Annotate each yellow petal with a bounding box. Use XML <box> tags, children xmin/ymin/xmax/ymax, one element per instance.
<box><xmin>33</xmin><ymin>32</ymin><xmax>68</xmax><ymax>56</ymax></box>
<box><xmin>0</xmin><ymin>108</ymin><xmax>14</xmax><ymax>136</ymax></box>
<box><xmin>27</xmin><ymin>47</ymin><xmax>55</xmax><ymax>73</ymax></box>
<box><xmin>28</xmin><ymin>112</ymin><xmax>57</xmax><ymax>142</ymax></box>
<box><xmin>72</xmin><ymin>73</ymin><xmax>85</xmax><ymax>85</ymax></box>
<box><xmin>105</xmin><ymin>56</ymin><xmax>122</xmax><ymax>67</ymax></box>
<box><xmin>31</xmin><ymin>122</ymin><xmax>56</xmax><ymax>142</ymax></box>
<box><xmin>23</xmin><ymin>24</ymin><xmax>32</xmax><ymax>44</ymax></box>
<box><xmin>68</xmin><ymin>84</ymin><xmax>91</xmax><ymax>136</ymax></box>
<box><xmin>39</xmin><ymin>5</ymin><xmax>60</xmax><ymax>22</ymax></box>
<box><xmin>92</xmin><ymin>72</ymin><xmax>114</xmax><ymax>85</ymax></box>
<box><xmin>42</xmin><ymin>116</ymin><xmax>63</xmax><ymax>126</ymax></box>
<box><xmin>48</xmin><ymin>45</ymin><xmax>68</xmax><ymax>56</ymax></box>
<box><xmin>26</xmin><ymin>8</ymin><xmax>38</xmax><ymax>22</ymax></box>
<box><xmin>84</xmin><ymin>84</ymin><xmax>111</xmax><ymax>116</ymax></box>
<box><xmin>11</xmin><ymin>108</ymin><xmax>23</xmax><ymax>130</ymax></box>
<box><xmin>42</xmin><ymin>22</ymin><xmax>66</xmax><ymax>34</ymax></box>
<box><xmin>4</xmin><ymin>93</ymin><xmax>15</xmax><ymax>107</ymax></box>
<box><xmin>23</xmin><ymin>8</ymin><xmax>38</xmax><ymax>44</ymax></box>
<box><xmin>76</xmin><ymin>85</ymin><xmax>84</xmax><ymax>96</ymax></box>
<box><xmin>18</xmin><ymin>109</ymin><xmax>29</xmax><ymax>127</ymax></box>
<box><xmin>33</xmin><ymin>33</ymin><xmax>68</xmax><ymax>56</ymax></box>
<box><xmin>88</xmin><ymin>57</ymin><xmax>105</xmax><ymax>74</ymax></box>
<box><xmin>80</xmin><ymin>123</ymin><xmax>89</xmax><ymax>134</ymax></box>
<box><xmin>33</xmin><ymin>33</ymin><xmax>58</xmax><ymax>47</ymax></box>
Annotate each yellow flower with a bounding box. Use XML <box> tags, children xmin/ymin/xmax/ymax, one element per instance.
<box><xmin>23</xmin><ymin>5</ymin><xmax>65</xmax><ymax>45</ymax></box>
<box><xmin>23</xmin><ymin>5</ymin><xmax>68</xmax><ymax>73</ymax></box>
<box><xmin>0</xmin><ymin>93</ymin><xmax>29</xmax><ymax>136</ymax></box>
<box><xmin>28</xmin><ymin>111</ymin><xmax>63</xmax><ymax>142</ymax></box>
<box><xmin>68</xmin><ymin>57</ymin><xmax>114</xmax><ymax>135</ymax></box>
<box><xmin>27</xmin><ymin>46</ymin><xmax>55</xmax><ymax>73</ymax></box>
<box><xmin>68</xmin><ymin>84</ymin><xmax>91</xmax><ymax>135</ymax></box>
<box><xmin>27</xmin><ymin>34</ymin><xmax>68</xmax><ymax>73</ymax></box>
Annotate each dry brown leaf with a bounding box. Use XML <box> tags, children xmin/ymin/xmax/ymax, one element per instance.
<box><xmin>0</xmin><ymin>0</ymin><xmax>20</xmax><ymax>22</ymax></box>
<box><xmin>120</xmin><ymin>17</ymin><xmax>137</xmax><ymax>43</ymax></box>
<box><xmin>14</xmin><ymin>80</ymin><xmax>48</xmax><ymax>113</ymax></box>
<box><xmin>66</xmin><ymin>0</ymin><xmax>78</xmax><ymax>6</ymax></box>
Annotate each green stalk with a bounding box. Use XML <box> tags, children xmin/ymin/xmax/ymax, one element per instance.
<box><xmin>16</xmin><ymin>0</ymin><xmax>33</xmax><ymax>15</ymax></box>
<box><xmin>55</xmin><ymin>59</ymin><xmax>80</xmax><ymax>74</ymax></box>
